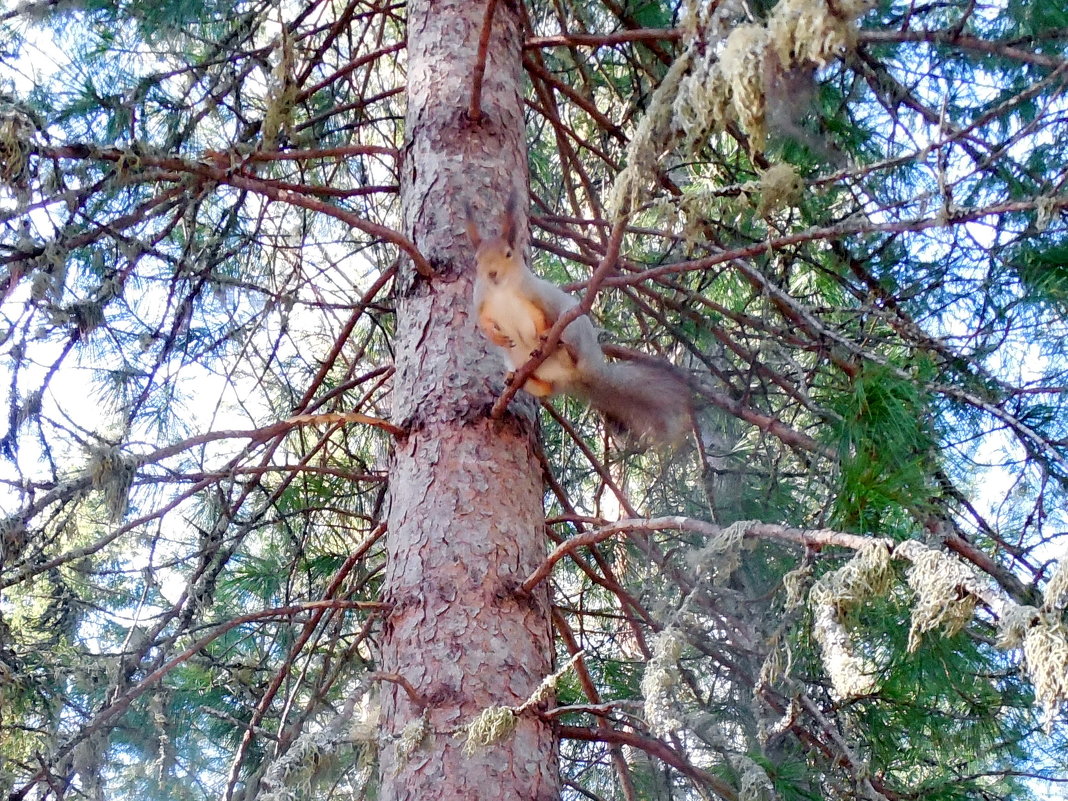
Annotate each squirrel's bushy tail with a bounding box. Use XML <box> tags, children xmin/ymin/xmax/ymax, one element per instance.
<box><xmin>574</xmin><ymin>361</ymin><xmax>692</xmax><ymax>445</ymax></box>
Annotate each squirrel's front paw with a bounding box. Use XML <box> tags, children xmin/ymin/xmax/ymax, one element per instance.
<box><xmin>525</xmin><ymin>376</ymin><xmax>554</xmax><ymax>397</ymax></box>
<box><xmin>488</xmin><ymin>330</ymin><xmax>514</xmax><ymax>348</ymax></box>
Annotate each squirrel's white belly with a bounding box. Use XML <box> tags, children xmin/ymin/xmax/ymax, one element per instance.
<box><xmin>480</xmin><ymin>283</ymin><xmax>578</xmax><ymax>391</ymax></box>
<box><xmin>481</xmin><ymin>283</ymin><xmax>541</xmax><ymax>351</ymax></box>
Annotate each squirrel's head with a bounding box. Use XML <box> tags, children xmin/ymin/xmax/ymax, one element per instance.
<box><xmin>465</xmin><ymin>192</ymin><xmax>520</xmax><ymax>279</ymax></box>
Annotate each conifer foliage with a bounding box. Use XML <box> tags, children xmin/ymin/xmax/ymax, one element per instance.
<box><xmin>0</xmin><ymin>0</ymin><xmax>1066</xmax><ymax>799</ymax></box>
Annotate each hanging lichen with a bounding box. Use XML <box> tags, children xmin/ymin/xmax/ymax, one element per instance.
<box><xmin>782</xmin><ymin>562</ymin><xmax>812</xmax><ymax>610</ymax></box>
<box><xmin>680</xmin><ymin>0</ymin><xmax>708</xmax><ymax>41</ymax></box>
<box><xmin>348</xmin><ymin>694</ymin><xmax>380</xmax><ymax>744</ymax></box>
<box><xmin>996</xmin><ymin>604</ymin><xmax>1039</xmax><ymax>650</ymax></box>
<box><xmin>608</xmin><ymin>49</ymin><xmax>695</xmax><ymax>218</ymax></box>
<box><xmin>760</xmin><ymin>562</ymin><xmax>809</xmax><ymax>686</ymax></box>
<box><xmin>671</xmin><ymin>0</ymin><xmax>742</xmax><ymax>151</ymax></box>
<box><xmin>461</xmin><ymin>706</ymin><xmax>517</xmax><ymax>755</ymax></box>
<box><xmin>810</xmin><ymin>597</ymin><xmax>879</xmax><ymax>698</ymax></box>
<box><xmin>758</xmin><ymin>629</ymin><xmax>794</xmax><ymax>686</ymax></box>
<box><xmin>808</xmin><ymin>541</ymin><xmax>893</xmax><ymax>698</ymax></box>
<box><xmin>72</xmin><ymin>732</ymin><xmax>106</xmax><ymax>801</ymax></box>
<box><xmin>516</xmin><ymin>651</ymin><xmax>580</xmax><ymax>713</ymax></box>
<box><xmin>750</xmin><ymin>162</ymin><xmax>805</xmax><ymax>215</ymax></box>
<box><xmin>1035</xmin><ymin>194</ymin><xmax>1057</xmax><ymax>232</ymax></box>
<box><xmin>768</xmin><ymin>0</ymin><xmax>872</xmax><ymax>69</ymax></box>
<box><xmin>262</xmin><ymin>29</ymin><xmax>297</xmax><ymax>151</ymax></box>
<box><xmin>993</xmin><ymin>602</ymin><xmax>1068</xmax><ymax>733</ymax></box>
<box><xmin>16</xmin><ymin>389</ymin><xmax>43</xmax><ymax>428</ymax></box>
<box><xmin>0</xmin><ymin>105</ymin><xmax>35</xmax><ymax>189</ymax></box>
<box><xmin>620</xmin><ymin>0</ymin><xmax>873</xmax><ymax>213</ymax></box>
<box><xmin>811</xmin><ymin>540</ymin><xmax>893</xmax><ymax>608</ymax></box>
<box><xmin>150</xmin><ymin>690</ymin><xmax>174</xmax><ymax>782</ymax></box>
<box><xmin>0</xmin><ymin>517</ymin><xmax>28</xmax><ymax>563</ymax></box>
<box><xmin>70</xmin><ymin>300</ymin><xmax>105</xmax><ymax>336</ymax></box>
<box><xmin>732</xmin><ymin>752</ymin><xmax>779</xmax><ymax>801</ymax></box>
<box><xmin>1043</xmin><ymin>560</ymin><xmax>1068</xmax><ymax>610</ymax></box>
<box><xmin>85</xmin><ymin>444</ymin><xmax>136</xmax><ymax>522</ymax></box>
<box><xmin>895</xmin><ymin>541</ymin><xmax>978</xmax><ymax>651</ymax></box>
<box><xmin>37</xmin><ymin>241</ymin><xmax>69</xmax><ymax>302</ymax></box>
<box><xmin>260</xmin><ymin>724</ymin><xmax>343</xmax><ymax>801</ymax></box>
<box><xmin>641</xmin><ymin>627</ymin><xmax>686</xmax><ymax>735</ymax></box>
<box><xmin>1022</xmin><ymin>614</ymin><xmax>1068</xmax><ymax>732</ymax></box>
<box><xmin>673</xmin><ymin>32</ymin><xmax>734</xmax><ymax>152</ymax></box>
<box><xmin>720</xmin><ymin>24</ymin><xmax>773</xmax><ymax>150</ymax></box>
<box><xmin>113</xmin><ymin>148</ymin><xmax>145</xmax><ymax>183</ymax></box>
<box><xmin>687</xmin><ymin>519</ymin><xmax>750</xmax><ymax>587</ymax></box>
<box><xmin>394</xmin><ymin>712</ymin><xmax>429</xmax><ymax>764</ymax></box>
<box><xmin>461</xmin><ymin>650</ymin><xmax>582</xmax><ymax>754</ymax></box>
<box><xmin>261</xmin><ymin>693</ymin><xmax>374</xmax><ymax>801</ymax></box>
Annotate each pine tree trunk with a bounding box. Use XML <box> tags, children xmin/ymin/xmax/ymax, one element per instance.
<box><xmin>379</xmin><ymin>1</ymin><xmax>559</xmax><ymax>798</ymax></box>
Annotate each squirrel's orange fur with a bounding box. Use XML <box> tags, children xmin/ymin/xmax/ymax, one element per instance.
<box><xmin>466</xmin><ymin>195</ymin><xmax>690</xmax><ymax>444</ymax></box>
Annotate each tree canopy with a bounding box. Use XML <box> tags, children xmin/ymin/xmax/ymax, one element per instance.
<box><xmin>0</xmin><ymin>0</ymin><xmax>1066</xmax><ymax>799</ymax></box>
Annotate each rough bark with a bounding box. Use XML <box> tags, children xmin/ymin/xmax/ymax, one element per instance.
<box><xmin>379</xmin><ymin>1</ymin><xmax>560</xmax><ymax>799</ymax></box>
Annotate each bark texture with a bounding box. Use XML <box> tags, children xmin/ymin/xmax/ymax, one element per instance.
<box><xmin>379</xmin><ymin>1</ymin><xmax>559</xmax><ymax>799</ymax></box>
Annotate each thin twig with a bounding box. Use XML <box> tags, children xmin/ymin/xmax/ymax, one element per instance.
<box><xmin>524</xmin><ymin>28</ymin><xmax>683</xmax><ymax>49</ymax></box>
<box><xmin>468</xmin><ymin>0</ymin><xmax>501</xmax><ymax>122</ymax></box>
<box><xmin>372</xmin><ymin>671</ymin><xmax>429</xmax><ymax>709</ymax></box>
<box><xmin>559</xmin><ymin>725</ymin><xmax>738</xmax><ymax>801</ymax></box>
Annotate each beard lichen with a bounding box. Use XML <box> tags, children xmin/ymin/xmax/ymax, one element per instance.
<box><xmin>1021</xmin><ymin>615</ymin><xmax>1068</xmax><ymax>732</ymax></box>
<box><xmin>72</xmin><ymin>733</ymin><xmax>106</xmax><ymax>801</ymax></box>
<box><xmin>348</xmin><ymin>694</ymin><xmax>380</xmax><ymax>744</ymax></box>
<box><xmin>782</xmin><ymin>562</ymin><xmax>812</xmax><ymax>610</ymax></box>
<box><xmin>808</xmin><ymin>541</ymin><xmax>892</xmax><ymax>699</ymax></box>
<box><xmin>261</xmin><ymin>28</ymin><xmax>297</xmax><ymax>151</ymax></box>
<box><xmin>687</xmin><ymin>519</ymin><xmax>750</xmax><ymax>587</ymax></box>
<box><xmin>461</xmin><ymin>706</ymin><xmax>518</xmax><ymax>756</ymax></box>
<box><xmin>895</xmin><ymin>540</ymin><xmax>978</xmax><ymax>652</ymax></box>
<box><xmin>733</xmin><ymin>752</ymin><xmax>779</xmax><ymax>801</ymax></box>
<box><xmin>85</xmin><ymin>444</ymin><xmax>136</xmax><ymax>522</ymax></box>
<box><xmin>810</xmin><ymin>598</ymin><xmax>879</xmax><ymax>699</ymax></box>
<box><xmin>0</xmin><ymin>517</ymin><xmax>29</xmax><ymax>563</ymax></box>
<box><xmin>751</xmin><ymin>162</ymin><xmax>805</xmax><ymax>215</ymax></box>
<box><xmin>1044</xmin><ymin>559</ymin><xmax>1068</xmax><ymax>610</ymax></box>
<box><xmin>460</xmin><ymin>651</ymin><xmax>582</xmax><ymax>754</ymax></box>
<box><xmin>394</xmin><ymin>711</ymin><xmax>429</xmax><ymax>763</ymax></box>
<box><xmin>758</xmin><ymin>629</ymin><xmax>794</xmax><ymax>687</ymax></box>
<box><xmin>609</xmin><ymin>49</ymin><xmax>695</xmax><ymax>218</ymax></box>
<box><xmin>614</xmin><ymin>0</ymin><xmax>872</xmax><ymax>213</ymax></box>
<box><xmin>674</xmin><ymin>52</ymin><xmax>732</xmax><ymax>152</ymax></box>
<box><xmin>70</xmin><ymin>301</ymin><xmax>105</xmax><ymax>336</ymax></box>
<box><xmin>0</xmin><ymin>106</ymin><xmax>35</xmax><ymax>191</ymax></box>
<box><xmin>768</xmin><ymin>0</ymin><xmax>871</xmax><ymax>69</ymax></box>
<box><xmin>641</xmin><ymin>627</ymin><xmax>686</xmax><ymax>736</ymax></box>
<box><xmin>260</xmin><ymin>695</ymin><xmax>376</xmax><ymax>801</ymax></box>
<box><xmin>16</xmin><ymin>389</ymin><xmax>43</xmax><ymax>429</ymax></box>
<box><xmin>996</xmin><ymin>604</ymin><xmax>1039</xmax><ymax>650</ymax></box>
<box><xmin>673</xmin><ymin>0</ymin><xmax>741</xmax><ymax>150</ymax></box>
<box><xmin>810</xmin><ymin>540</ymin><xmax>893</xmax><ymax>608</ymax></box>
<box><xmin>720</xmin><ymin>24</ymin><xmax>773</xmax><ymax>150</ymax></box>
<box><xmin>997</xmin><ymin>604</ymin><xmax>1068</xmax><ymax>732</ymax></box>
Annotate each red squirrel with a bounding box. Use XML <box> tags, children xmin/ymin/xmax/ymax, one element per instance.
<box><xmin>466</xmin><ymin>196</ymin><xmax>690</xmax><ymax>444</ymax></box>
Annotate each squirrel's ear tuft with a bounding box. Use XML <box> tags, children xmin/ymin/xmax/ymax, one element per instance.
<box><xmin>464</xmin><ymin>203</ymin><xmax>481</xmax><ymax>247</ymax></box>
<box><xmin>500</xmin><ymin>189</ymin><xmax>520</xmax><ymax>248</ymax></box>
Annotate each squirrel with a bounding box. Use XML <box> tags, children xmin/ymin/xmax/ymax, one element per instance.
<box><xmin>465</xmin><ymin>196</ymin><xmax>691</xmax><ymax>444</ymax></box>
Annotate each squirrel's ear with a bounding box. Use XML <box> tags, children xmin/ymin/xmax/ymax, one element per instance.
<box><xmin>500</xmin><ymin>189</ymin><xmax>519</xmax><ymax>248</ymax></box>
<box><xmin>464</xmin><ymin>203</ymin><xmax>481</xmax><ymax>247</ymax></box>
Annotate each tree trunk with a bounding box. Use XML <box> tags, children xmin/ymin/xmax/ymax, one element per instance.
<box><xmin>379</xmin><ymin>1</ymin><xmax>559</xmax><ymax>799</ymax></box>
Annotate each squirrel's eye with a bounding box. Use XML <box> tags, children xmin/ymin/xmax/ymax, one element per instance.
<box><xmin>504</xmin><ymin>249</ymin><xmax>513</xmax><ymax>258</ymax></box>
